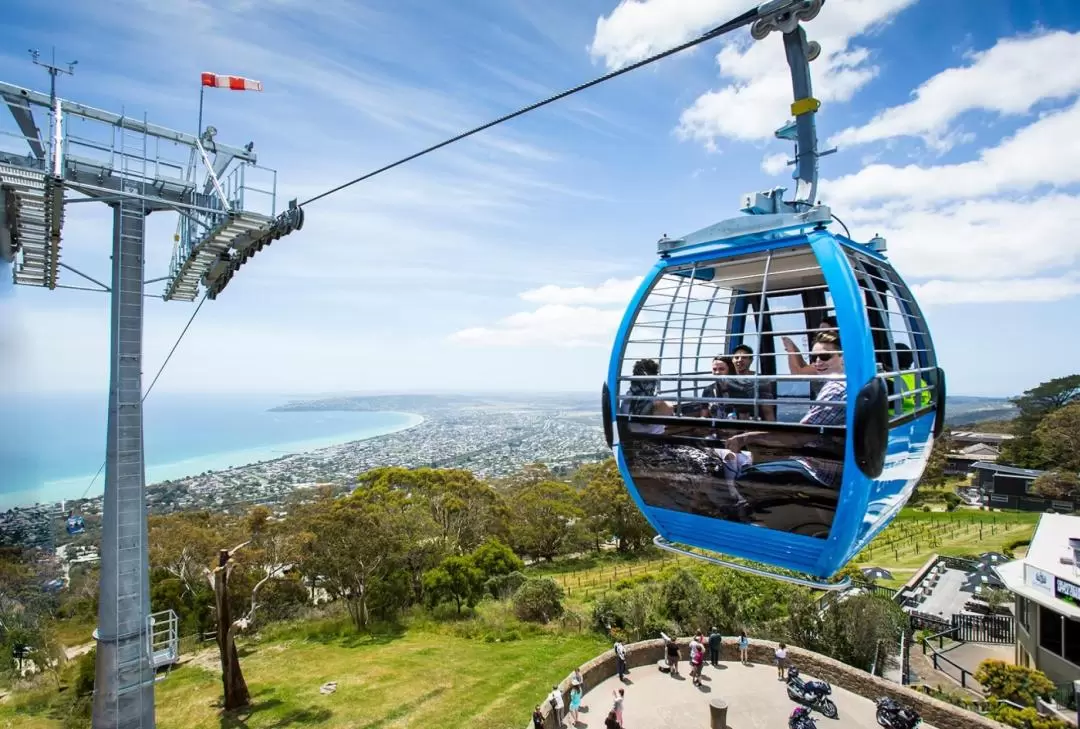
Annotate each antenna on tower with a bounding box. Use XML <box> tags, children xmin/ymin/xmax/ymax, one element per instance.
<box><xmin>29</xmin><ymin>48</ymin><xmax>77</xmax><ymax>178</ymax></box>
<box><xmin>29</xmin><ymin>47</ymin><xmax>77</xmax><ymax>100</ymax></box>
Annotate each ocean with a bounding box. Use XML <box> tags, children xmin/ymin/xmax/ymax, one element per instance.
<box><xmin>0</xmin><ymin>392</ymin><xmax>422</xmax><ymax>510</ymax></box>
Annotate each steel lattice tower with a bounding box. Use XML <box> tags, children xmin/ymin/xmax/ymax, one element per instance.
<box><xmin>1</xmin><ymin>58</ymin><xmax>302</xmax><ymax>729</ymax></box>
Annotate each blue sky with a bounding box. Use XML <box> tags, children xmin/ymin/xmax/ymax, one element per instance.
<box><xmin>1</xmin><ymin>0</ymin><xmax>1078</xmax><ymax>399</ymax></box>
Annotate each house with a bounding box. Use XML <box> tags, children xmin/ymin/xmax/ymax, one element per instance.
<box><xmin>945</xmin><ymin>443</ymin><xmax>1002</xmax><ymax>476</ymax></box>
<box><xmin>969</xmin><ymin>462</ymin><xmax>1076</xmax><ymax>513</ymax></box>
<box><xmin>951</xmin><ymin>431</ymin><xmax>1016</xmax><ymax>448</ymax></box>
<box><xmin>995</xmin><ymin>513</ymin><xmax>1080</xmax><ymax>686</ymax></box>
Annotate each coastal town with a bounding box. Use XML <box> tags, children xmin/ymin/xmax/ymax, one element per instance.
<box><xmin>0</xmin><ymin>394</ymin><xmax>609</xmax><ymax>548</ymax></box>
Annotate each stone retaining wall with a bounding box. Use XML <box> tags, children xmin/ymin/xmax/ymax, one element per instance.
<box><xmin>526</xmin><ymin>637</ymin><xmax>1009</xmax><ymax>729</ymax></box>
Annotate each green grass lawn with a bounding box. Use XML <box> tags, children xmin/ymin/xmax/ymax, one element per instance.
<box><xmin>2</xmin><ymin>612</ymin><xmax>609</xmax><ymax>729</ymax></box>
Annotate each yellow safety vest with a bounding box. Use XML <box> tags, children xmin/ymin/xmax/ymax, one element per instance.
<box><xmin>900</xmin><ymin>372</ymin><xmax>931</xmax><ymax>413</ymax></box>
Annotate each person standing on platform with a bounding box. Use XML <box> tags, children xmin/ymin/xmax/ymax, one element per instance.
<box><xmin>708</xmin><ymin>627</ymin><xmax>722</xmax><ymax>667</ymax></box>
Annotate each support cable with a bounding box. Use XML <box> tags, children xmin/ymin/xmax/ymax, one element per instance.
<box><xmin>79</xmin><ymin>292</ymin><xmax>209</xmax><ymax>500</ymax></box>
<box><xmin>297</xmin><ymin>4</ymin><xmax>765</xmax><ymax>208</ymax></box>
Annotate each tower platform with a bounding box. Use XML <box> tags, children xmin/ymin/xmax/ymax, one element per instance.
<box><xmin>164</xmin><ymin>211</ymin><xmax>271</xmax><ymax>302</ymax></box>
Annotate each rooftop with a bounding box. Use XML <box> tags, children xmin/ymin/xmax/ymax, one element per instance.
<box><xmin>1024</xmin><ymin>513</ymin><xmax>1080</xmax><ymax>583</ymax></box>
<box><xmin>574</xmin><ymin>661</ymin><xmax>940</xmax><ymax>729</ymax></box>
<box><xmin>971</xmin><ymin>462</ymin><xmax>1044</xmax><ymax>477</ymax></box>
<box><xmin>951</xmin><ymin>431</ymin><xmax>1015</xmax><ymax>443</ymax></box>
<box><xmin>996</xmin><ymin>513</ymin><xmax>1080</xmax><ymax>618</ymax></box>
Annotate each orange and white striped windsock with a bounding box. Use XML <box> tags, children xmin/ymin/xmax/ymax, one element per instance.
<box><xmin>200</xmin><ymin>72</ymin><xmax>263</xmax><ymax>91</ymax></box>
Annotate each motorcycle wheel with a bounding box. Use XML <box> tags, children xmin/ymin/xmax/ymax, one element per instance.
<box><xmin>875</xmin><ymin>709</ymin><xmax>890</xmax><ymax>728</ymax></box>
<box><xmin>820</xmin><ymin>698</ymin><xmax>838</xmax><ymax>719</ymax></box>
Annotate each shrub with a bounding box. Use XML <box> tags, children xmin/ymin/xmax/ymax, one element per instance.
<box><xmin>512</xmin><ymin>577</ymin><xmax>565</xmax><ymax>623</ymax></box>
<box><xmin>989</xmin><ymin>703</ymin><xmax>1068</xmax><ymax>729</ymax></box>
<box><xmin>1002</xmin><ymin>538</ymin><xmax>1032</xmax><ymax>559</ymax></box>
<box><xmin>975</xmin><ymin>659</ymin><xmax>1055</xmax><ymax>706</ymax></box>
<box><xmin>943</xmin><ymin>492</ymin><xmax>962</xmax><ymax>512</ymax></box>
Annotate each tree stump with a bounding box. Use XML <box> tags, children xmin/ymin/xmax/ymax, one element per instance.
<box><xmin>709</xmin><ymin>698</ymin><xmax>729</xmax><ymax>729</ymax></box>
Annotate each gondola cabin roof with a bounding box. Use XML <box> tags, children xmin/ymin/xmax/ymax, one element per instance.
<box><xmin>654</xmin><ymin>195</ymin><xmax>889</xmax><ymax>281</ymax></box>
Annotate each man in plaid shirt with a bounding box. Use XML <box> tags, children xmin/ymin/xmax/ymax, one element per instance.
<box><xmin>722</xmin><ymin>331</ymin><xmax>846</xmax><ymax>489</ymax></box>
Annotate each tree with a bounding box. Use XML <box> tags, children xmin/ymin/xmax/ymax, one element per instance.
<box><xmin>508</xmin><ymin>481</ymin><xmax>585</xmax><ymax>561</ymax></box>
<box><xmin>423</xmin><ymin>555</ymin><xmax>484</xmax><ymax>614</ymax></box>
<box><xmin>296</xmin><ymin>486</ymin><xmax>410</xmax><ymax>630</ymax></box>
<box><xmin>1035</xmin><ymin>401</ymin><xmax>1080</xmax><ymax>473</ymax></box>
<box><xmin>660</xmin><ymin>569</ymin><xmax>710</xmax><ymax>634</ymax></box>
<box><xmin>512</xmin><ymin>577</ymin><xmax>564</xmax><ymax>623</ymax></box>
<box><xmin>470</xmin><ymin>538</ymin><xmax>524</xmax><ymax>580</ymax></box>
<box><xmin>821</xmin><ymin>595</ymin><xmax>907</xmax><ymax>672</ymax></box>
<box><xmin>149</xmin><ymin>512</ymin><xmax>237</xmax><ymax>599</ymax></box>
<box><xmin>1032</xmin><ymin>471</ymin><xmax>1080</xmax><ymax>501</ymax></box>
<box><xmin>983</xmin><ymin>588</ymin><xmax>1010</xmax><ymax>615</ymax></box>
<box><xmin>1000</xmin><ymin>375</ymin><xmax>1080</xmax><ymax>468</ymax></box>
<box><xmin>975</xmin><ymin>659</ymin><xmax>1055</xmax><ymax>706</ymax></box>
<box><xmin>579</xmin><ymin>459</ymin><xmax>654</xmax><ymax>552</ymax></box>
<box><xmin>356</xmin><ymin>467</ymin><xmax>500</xmax><ymax>553</ymax></box>
<box><xmin>206</xmin><ymin>543</ymin><xmax>251</xmax><ymax>710</ymax></box>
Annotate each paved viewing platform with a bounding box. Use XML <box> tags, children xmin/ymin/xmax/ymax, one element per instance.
<box><xmin>531</xmin><ymin>638</ymin><xmax>1005</xmax><ymax>729</ymax></box>
<box><xmin>568</xmin><ymin>662</ymin><xmax>940</xmax><ymax>729</ymax></box>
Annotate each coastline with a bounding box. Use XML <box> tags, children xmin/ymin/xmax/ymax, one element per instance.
<box><xmin>3</xmin><ymin>411</ymin><xmax>426</xmax><ymax>509</ymax></box>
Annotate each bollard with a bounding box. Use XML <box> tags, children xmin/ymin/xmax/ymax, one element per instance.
<box><xmin>709</xmin><ymin>698</ymin><xmax>729</xmax><ymax>729</ymax></box>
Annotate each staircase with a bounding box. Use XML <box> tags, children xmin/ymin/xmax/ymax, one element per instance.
<box><xmin>0</xmin><ymin>161</ymin><xmax>65</xmax><ymax>286</ymax></box>
<box><xmin>163</xmin><ymin>209</ymin><xmax>270</xmax><ymax>301</ymax></box>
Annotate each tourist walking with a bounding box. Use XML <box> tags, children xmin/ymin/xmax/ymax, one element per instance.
<box><xmin>775</xmin><ymin>643</ymin><xmax>789</xmax><ymax>679</ymax></box>
<box><xmin>708</xmin><ymin>627</ymin><xmax>722</xmax><ymax>667</ymax></box>
<box><xmin>569</xmin><ymin>685</ymin><xmax>583</xmax><ymax>725</ymax></box>
<box><xmin>613</xmin><ymin>688</ymin><xmax>625</xmax><ymax>727</ymax></box>
<box><xmin>614</xmin><ymin>639</ymin><xmax>628</xmax><ymax>680</ymax></box>
<box><xmin>571</xmin><ymin>667</ymin><xmax>584</xmax><ymax>693</ymax></box>
<box><xmin>738</xmin><ymin>631</ymin><xmax>749</xmax><ymax>665</ymax></box>
<box><xmin>532</xmin><ymin>706</ymin><xmax>543</xmax><ymax>729</ymax></box>
<box><xmin>604</xmin><ymin>709</ymin><xmax>621</xmax><ymax>729</ymax></box>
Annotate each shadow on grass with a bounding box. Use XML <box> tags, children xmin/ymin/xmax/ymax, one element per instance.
<box><xmin>296</xmin><ymin>621</ymin><xmax>407</xmax><ymax>649</ymax></box>
<box><xmin>357</xmin><ymin>686</ymin><xmax>447</xmax><ymax>729</ymax></box>
<box><xmin>218</xmin><ymin>693</ymin><xmax>333</xmax><ymax>729</ymax></box>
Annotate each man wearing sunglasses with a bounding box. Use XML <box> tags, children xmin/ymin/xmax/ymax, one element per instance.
<box><xmin>721</xmin><ymin>330</ymin><xmax>846</xmax><ymax>488</ymax></box>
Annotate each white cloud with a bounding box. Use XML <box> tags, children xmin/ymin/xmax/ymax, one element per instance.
<box><xmin>450</xmin><ymin>276</ymin><xmax>645</xmax><ymax>347</ymax></box>
<box><xmin>449</xmin><ymin>304</ymin><xmax>623</xmax><ymax>347</ymax></box>
<box><xmin>590</xmin><ymin>0</ymin><xmax>917</xmax><ymax>147</ymax></box>
<box><xmin>913</xmin><ymin>276</ymin><xmax>1080</xmax><ymax>305</ymax></box>
<box><xmin>520</xmin><ymin>276</ymin><xmax>644</xmax><ymax>305</ymax></box>
<box><xmin>761</xmin><ymin>153</ymin><xmax>789</xmax><ymax>175</ymax></box>
<box><xmin>829</xmin><ymin>30</ymin><xmax>1080</xmax><ymax>150</ymax></box>
<box><xmin>822</xmin><ymin>98</ymin><xmax>1080</xmax><ymax>207</ymax></box>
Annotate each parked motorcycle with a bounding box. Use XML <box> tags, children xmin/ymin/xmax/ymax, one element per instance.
<box><xmin>789</xmin><ymin>705</ymin><xmax>818</xmax><ymax>729</ymax></box>
<box><xmin>875</xmin><ymin>697</ymin><xmax>921</xmax><ymax>729</ymax></box>
<box><xmin>786</xmin><ymin>667</ymin><xmax>838</xmax><ymax>719</ymax></box>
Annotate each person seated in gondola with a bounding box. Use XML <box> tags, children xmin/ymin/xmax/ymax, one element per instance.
<box><xmin>895</xmin><ymin>342</ymin><xmax>931</xmax><ymax>414</ymax></box>
<box><xmin>781</xmin><ymin>315</ymin><xmax>838</xmax><ymax>398</ymax></box>
<box><xmin>720</xmin><ymin>330</ymin><xmax>846</xmax><ymax>489</ymax></box>
<box><xmin>728</xmin><ymin>344</ymin><xmax>777</xmax><ymax>421</ymax></box>
<box><xmin>698</xmin><ymin>355</ymin><xmax>736</xmax><ymax>419</ymax></box>
<box><xmin>621</xmin><ymin>358</ymin><xmax>674</xmax><ymax>434</ymax></box>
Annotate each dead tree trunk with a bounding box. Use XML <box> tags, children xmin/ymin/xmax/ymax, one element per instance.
<box><xmin>212</xmin><ymin>547</ymin><xmax>250</xmax><ymax>711</ymax></box>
